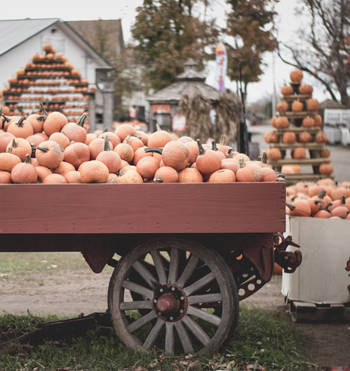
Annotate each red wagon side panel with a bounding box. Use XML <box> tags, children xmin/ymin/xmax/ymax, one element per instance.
<box><xmin>0</xmin><ymin>182</ymin><xmax>285</xmax><ymax>234</ymax></box>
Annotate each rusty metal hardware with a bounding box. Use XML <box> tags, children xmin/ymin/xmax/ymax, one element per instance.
<box><xmin>274</xmin><ymin>233</ymin><xmax>302</xmax><ymax>273</ymax></box>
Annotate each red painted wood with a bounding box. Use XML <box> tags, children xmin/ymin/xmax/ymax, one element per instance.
<box><xmin>0</xmin><ymin>183</ymin><xmax>285</xmax><ymax>234</ymax></box>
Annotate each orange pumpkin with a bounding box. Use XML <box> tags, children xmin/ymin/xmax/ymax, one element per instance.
<box><xmin>162</xmin><ymin>141</ymin><xmax>189</xmax><ymax>171</ymax></box>
<box><xmin>36</xmin><ymin>166</ymin><xmax>52</xmax><ymax>182</ymax></box>
<box><xmin>299</xmin><ymin>84</ymin><xmax>313</xmax><ymax>95</ymax></box>
<box><xmin>52</xmin><ymin>162</ymin><xmax>75</xmax><ymax>177</ymax></box>
<box><xmin>306</xmin><ymin>99</ymin><xmax>319</xmax><ymax>112</ymax></box>
<box><xmin>208</xmin><ymin>169</ymin><xmax>236</xmax><ymax>183</ymax></box>
<box><xmin>0</xmin><ymin>170</ymin><xmax>12</xmax><ymax>183</ymax></box>
<box><xmin>266</xmin><ymin>148</ymin><xmax>282</xmax><ymax>161</ymax></box>
<box><xmin>277</xmin><ymin>102</ymin><xmax>289</xmax><ymax>113</ymax></box>
<box><xmin>221</xmin><ymin>158</ymin><xmax>240</xmax><ymax>174</ymax></box>
<box><xmin>319</xmin><ymin>163</ymin><xmax>333</xmax><ymax>175</ymax></box>
<box><xmin>178</xmin><ymin>136</ymin><xmax>194</xmax><ymax>144</ymax></box>
<box><xmin>331</xmin><ymin>206</ymin><xmax>349</xmax><ymax>218</ymax></box>
<box><xmin>291</xmin><ymin>101</ymin><xmax>303</xmax><ymax>112</ymax></box>
<box><xmin>7</xmin><ymin>117</ymin><xmax>34</xmax><ymax>139</ymax></box>
<box><xmin>283</xmin><ymin>132</ymin><xmax>296</xmax><ymax>144</ymax></box>
<box><xmin>35</xmin><ymin>141</ymin><xmax>64</xmax><ymax>169</ymax></box>
<box><xmin>302</xmin><ymin>116</ymin><xmax>314</xmax><ymax>128</ymax></box>
<box><xmin>27</xmin><ymin>114</ymin><xmax>44</xmax><ymax>134</ymax></box>
<box><xmin>148</xmin><ymin>125</ymin><xmax>172</xmax><ymax>148</ymax></box>
<box><xmin>61</xmin><ymin>113</ymin><xmax>88</xmax><ymax>143</ymax></box>
<box><xmin>49</xmin><ymin>132</ymin><xmax>70</xmax><ymax>149</ymax></box>
<box><xmin>136</xmin><ymin>131</ymin><xmax>149</xmax><ymax>146</ymax></box>
<box><xmin>114</xmin><ymin>136</ymin><xmax>134</xmax><ymax>162</ymax></box>
<box><xmin>64</xmin><ymin>142</ymin><xmax>90</xmax><ymax>168</ymax></box>
<box><xmin>99</xmin><ymin>132</ymin><xmax>121</xmax><ymax>148</ymax></box>
<box><xmin>185</xmin><ymin>141</ymin><xmax>200</xmax><ymax>164</ymax></box>
<box><xmin>236</xmin><ymin>159</ymin><xmax>262</xmax><ymax>182</ymax></box>
<box><xmin>124</xmin><ymin>136</ymin><xmax>144</xmax><ymax>152</ymax></box>
<box><xmin>154</xmin><ymin>166</ymin><xmax>179</xmax><ymax>183</ymax></box>
<box><xmin>0</xmin><ymin>132</ymin><xmax>16</xmax><ymax>153</ymax></box>
<box><xmin>64</xmin><ymin>171</ymin><xmax>83</xmax><ymax>183</ymax></box>
<box><xmin>314</xmin><ymin>210</ymin><xmax>331</xmax><ymax>218</ymax></box>
<box><xmin>96</xmin><ymin>135</ymin><xmax>122</xmax><ymax>173</ymax></box>
<box><xmin>314</xmin><ymin>115</ymin><xmax>322</xmax><ymax>127</ymax></box>
<box><xmin>136</xmin><ymin>157</ymin><xmax>160</xmax><ymax>179</ymax></box>
<box><xmin>80</xmin><ymin>161</ymin><xmax>109</xmax><ymax>183</ymax></box>
<box><xmin>43</xmin><ymin>174</ymin><xmax>67</xmax><ymax>184</ymax></box>
<box><xmin>115</xmin><ymin>124</ymin><xmax>137</xmax><ymax>141</ymax></box>
<box><xmin>89</xmin><ymin>137</ymin><xmax>113</xmax><ymax>160</ymax></box>
<box><xmin>316</xmin><ymin>132</ymin><xmax>327</xmax><ymax>143</ymax></box>
<box><xmin>116</xmin><ymin>169</ymin><xmax>143</xmax><ymax>183</ymax></box>
<box><xmin>0</xmin><ymin>147</ymin><xmax>21</xmax><ymax>172</ymax></box>
<box><xmin>292</xmin><ymin>147</ymin><xmax>306</xmax><ymax>159</ymax></box>
<box><xmin>43</xmin><ymin>111</ymin><xmax>68</xmax><ymax>136</ymax></box>
<box><xmin>86</xmin><ymin>133</ymin><xmax>97</xmax><ymax>145</ymax></box>
<box><xmin>320</xmin><ymin>148</ymin><xmax>330</xmax><ymax>158</ymax></box>
<box><xmin>178</xmin><ymin>167</ymin><xmax>203</xmax><ymax>183</ymax></box>
<box><xmin>281</xmin><ymin>86</ymin><xmax>293</xmax><ymax>96</ymax></box>
<box><xmin>275</xmin><ymin>116</ymin><xmax>289</xmax><ymax>128</ymax></box>
<box><xmin>298</xmin><ymin>131</ymin><xmax>312</xmax><ymax>143</ymax></box>
<box><xmin>6</xmin><ymin>138</ymin><xmax>32</xmax><ymax>161</ymax></box>
<box><xmin>287</xmin><ymin>200</ymin><xmax>311</xmax><ymax>216</ymax></box>
<box><xmin>290</xmin><ymin>69</ymin><xmax>303</xmax><ymax>83</ymax></box>
<box><xmin>260</xmin><ymin>167</ymin><xmax>277</xmax><ymax>182</ymax></box>
<box><xmin>196</xmin><ymin>140</ymin><xmax>221</xmax><ymax>174</ymax></box>
<box><xmin>11</xmin><ymin>154</ymin><xmax>37</xmax><ymax>183</ymax></box>
<box><xmin>264</xmin><ymin>132</ymin><xmax>279</xmax><ymax>144</ymax></box>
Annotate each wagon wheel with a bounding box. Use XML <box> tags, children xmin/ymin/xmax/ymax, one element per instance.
<box><xmin>108</xmin><ymin>239</ymin><xmax>239</xmax><ymax>355</ymax></box>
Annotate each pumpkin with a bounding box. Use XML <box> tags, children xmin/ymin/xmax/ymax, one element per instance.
<box><xmin>80</xmin><ymin>161</ymin><xmax>109</xmax><ymax>183</ymax></box>
<box><xmin>178</xmin><ymin>168</ymin><xmax>203</xmax><ymax>183</ymax></box>
<box><xmin>185</xmin><ymin>141</ymin><xmax>200</xmax><ymax>164</ymax></box>
<box><xmin>277</xmin><ymin>102</ymin><xmax>288</xmax><ymax>113</ymax></box>
<box><xmin>298</xmin><ymin>131</ymin><xmax>312</xmax><ymax>143</ymax></box>
<box><xmin>133</xmin><ymin>147</ymin><xmax>153</xmax><ymax>165</ymax></box>
<box><xmin>236</xmin><ymin>159</ymin><xmax>262</xmax><ymax>182</ymax></box>
<box><xmin>196</xmin><ymin>140</ymin><xmax>221</xmax><ymax>174</ymax></box>
<box><xmin>314</xmin><ymin>115</ymin><xmax>322</xmax><ymax>127</ymax></box>
<box><xmin>162</xmin><ymin>141</ymin><xmax>189</xmax><ymax>171</ymax></box>
<box><xmin>299</xmin><ymin>84</ymin><xmax>313</xmax><ymax>95</ymax></box>
<box><xmin>331</xmin><ymin>206</ymin><xmax>349</xmax><ymax>218</ymax></box>
<box><xmin>36</xmin><ymin>166</ymin><xmax>52</xmax><ymax>182</ymax></box>
<box><xmin>178</xmin><ymin>136</ymin><xmax>194</xmax><ymax>144</ymax></box>
<box><xmin>330</xmin><ymin>187</ymin><xmax>350</xmax><ymax>200</ymax></box>
<box><xmin>6</xmin><ymin>138</ymin><xmax>32</xmax><ymax>161</ymax></box>
<box><xmin>330</xmin><ymin>196</ymin><xmax>349</xmax><ymax>211</ymax></box>
<box><xmin>136</xmin><ymin>131</ymin><xmax>149</xmax><ymax>146</ymax></box>
<box><xmin>208</xmin><ymin>169</ymin><xmax>236</xmax><ymax>183</ymax></box>
<box><xmin>96</xmin><ymin>135</ymin><xmax>122</xmax><ymax>173</ymax></box>
<box><xmin>49</xmin><ymin>132</ymin><xmax>70</xmax><ymax>149</ymax></box>
<box><xmin>148</xmin><ymin>125</ymin><xmax>172</xmax><ymax>148</ymax></box>
<box><xmin>115</xmin><ymin>124</ymin><xmax>137</xmax><ymax>141</ymax></box>
<box><xmin>43</xmin><ymin>174</ymin><xmax>67</xmax><ymax>184</ymax></box>
<box><xmin>316</xmin><ymin>132</ymin><xmax>327</xmax><ymax>143</ymax></box>
<box><xmin>89</xmin><ymin>137</ymin><xmax>113</xmax><ymax>160</ymax></box>
<box><xmin>116</xmin><ymin>169</ymin><xmax>143</xmax><ymax>183</ymax></box>
<box><xmin>35</xmin><ymin>141</ymin><xmax>64</xmax><ymax>169</ymax></box>
<box><xmin>0</xmin><ymin>170</ymin><xmax>11</xmax><ymax>184</ymax></box>
<box><xmin>154</xmin><ymin>167</ymin><xmax>179</xmax><ymax>183</ymax></box>
<box><xmin>64</xmin><ymin>142</ymin><xmax>90</xmax><ymax>168</ymax></box>
<box><xmin>319</xmin><ymin>163</ymin><xmax>333</xmax><ymax>175</ymax></box>
<box><xmin>282</xmin><ymin>165</ymin><xmax>296</xmax><ymax>174</ymax></box>
<box><xmin>287</xmin><ymin>200</ymin><xmax>311</xmax><ymax>216</ymax></box>
<box><xmin>7</xmin><ymin>117</ymin><xmax>34</xmax><ymax>139</ymax></box>
<box><xmin>121</xmin><ymin>165</ymin><xmax>137</xmax><ymax>172</ymax></box>
<box><xmin>114</xmin><ymin>136</ymin><xmax>134</xmax><ymax>162</ymax></box>
<box><xmin>283</xmin><ymin>132</ymin><xmax>296</xmax><ymax>144</ymax></box>
<box><xmin>64</xmin><ymin>171</ymin><xmax>83</xmax><ymax>183</ymax></box>
<box><xmin>11</xmin><ymin>154</ymin><xmax>37</xmax><ymax>183</ymax></box>
<box><xmin>266</xmin><ymin>148</ymin><xmax>282</xmax><ymax>161</ymax></box>
<box><xmin>61</xmin><ymin>113</ymin><xmax>88</xmax><ymax>143</ymax></box>
<box><xmin>25</xmin><ymin>134</ymin><xmax>46</xmax><ymax>150</ymax></box>
<box><xmin>307</xmin><ymin>198</ymin><xmax>324</xmax><ymax>214</ymax></box>
<box><xmin>307</xmin><ymin>186</ymin><xmax>323</xmax><ymax>198</ymax></box>
<box><xmin>86</xmin><ymin>133</ymin><xmax>97</xmax><ymax>145</ymax></box>
<box><xmin>275</xmin><ymin>116</ymin><xmax>289</xmax><ymax>128</ymax></box>
<box><xmin>27</xmin><ymin>114</ymin><xmax>44</xmax><ymax>133</ymax></box>
<box><xmin>221</xmin><ymin>158</ymin><xmax>240</xmax><ymax>174</ymax></box>
<box><xmin>136</xmin><ymin>156</ymin><xmax>160</xmax><ymax>179</ymax></box>
<box><xmin>270</xmin><ymin>117</ymin><xmax>277</xmax><ymax>127</ymax></box>
<box><xmin>0</xmin><ymin>132</ymin><xmax>15</xmax><ymax>153</ymax></box>
<box><xmin>320</xmin><ymin>148</ymin><xmax>330</xmax><ymax>158</ymax></box>
<box><xmin>52</xmin><ymin>162</ymin><xmax>75</xmax><ymax>176</ymax></box>
<box><xmin>292</xmin><ymin>148</ymin><xmax>306</xmax><ymax>159</ymax></box>
<box><xmin>43</xmin><ymin>43</ymin><xmax>53</xmax><ymax>52</ymax></box>
<box><xmin>264</xmin><ymin>132</ymin><xmax>279</xmax><ymax>143</ymax></box>
<box><xmin>302</xmin><ymin>116</ymin><xmax>314</xmax><ymax>128</ymax></box>
<box><xmin>281</xmin><ymin>85</ymin><xmax>293</xmax><ymax>96</ymax></box>
<box><xmin>107</xmin><ymin>173</ymin><xmax>118</xmax><ymax>183</ymax></box>
<box><xmin>99</xmin><ymin>132</ymin><xmax>121</xmax><ymax>148</ymax></box>
<box><xmin>233</xmin><ymin>153</ymin><xmax>250</xmax><ymax>162</ymax></box>
<box><xmin>314</xmin><ymin>210</ymin><xmax>331</xmax><ymax>218</ymax></box>
<box><xmin>0</xmin><ymin>147</ymin><xmax>21</xmax><ymax>172</ymax></box>
<box><xmin>290</xmin><ymin>69</ymin><xmax>303</xmax><ymax>83</ymax></box>
<box><xmin>125</xmin><ymin>136</ymin><xmax>144</xmax><ymax>152</ymax></box>
<box><xmin>260</xmin><ymin>167</ymin><xmax>278</xmax><ymax>182</ymax></box>
<box><xmin>291</xmin><ymin>101</ymin><xmax>303</xmax><ymax>112</ymax></box>
<box><xmin>43</xmin><ymin>111</ymin><xmax>68</xmax><ymax>136</ymax></box>
<box><xmin>217</xmin><ymin>135</ymin><xmax>231</xmax><ymax>156</ymax></box>
<box><xmin>306</xmin><ymin>99</ymin><xmax>319</xmax><ymax>112</ymax></box>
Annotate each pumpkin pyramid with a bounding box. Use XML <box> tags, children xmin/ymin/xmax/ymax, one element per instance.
<box><xmin>0</xmin><ymin>44</ymin><xmax>96</xmax><ymax>132</ymax></box>
<box><xmin>264</xmin><ymin>69</ymin><xmax>333</xmax><ymax>181</ymax></box>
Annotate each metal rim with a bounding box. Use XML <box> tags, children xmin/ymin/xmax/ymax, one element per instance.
<box><xmin>108</xmin><ymin>238</ymin><xmax>239</xmax><ymax>354</ymax></box>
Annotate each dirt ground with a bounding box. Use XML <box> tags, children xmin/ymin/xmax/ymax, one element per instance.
<box><xmin>1</xmin><ymin>267</ymin><xmax>349</xmax><ymax>370</ymax></box>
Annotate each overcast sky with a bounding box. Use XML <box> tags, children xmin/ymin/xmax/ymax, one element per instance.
<box><xmin>1</xmin><ymin>0</ymin><xmax>331</xmax><ymax>104</ymax></box>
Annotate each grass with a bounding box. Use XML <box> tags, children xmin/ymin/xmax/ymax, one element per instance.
<box><xmin>0</xmin><ymin>305</ymin><xmax>315</xmax><ymax>371</ymax></box>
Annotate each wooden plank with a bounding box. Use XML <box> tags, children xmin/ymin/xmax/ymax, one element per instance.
<box><xmin>280</xmin><ymin>94</ymin><xmax>312</xmax><ymax>101</ymax></box>
<box><xmin>269</xmin><ymin>143</ymin><xmax>325</xmax><ymax>150</ymax></box>
<box><xmin>0</xmin><ymin>183</ymin><xmax>286</xmax><ymax>234</ymax></box>
<box><xmin>269</xmin><ymin>158</ymin><xmax>330</xmax><ymax>166</ymax></box>
<box><xmin>284</xmin><ymin>174</ymin><xmax>334</xmax><ymax>181</ymax></box>
<box><xmin>276</xmin><ymin>112</ymin><xmax>316</xmax><ymax>118</ymax></box>
<box><xmin>273</xmin><ymin>127</ymin><xmax>320</xmax><ymax>134</ymax></box>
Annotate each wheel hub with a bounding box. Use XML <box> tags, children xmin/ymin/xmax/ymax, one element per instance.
<box><xmin>154</xmin><ymin>285</ymin><xmax>187</xmax><ymax>321</ymax></box>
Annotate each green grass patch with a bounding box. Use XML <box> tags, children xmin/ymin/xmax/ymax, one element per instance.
<box><xmin>0</xmin><ymin>252</ymin><xmax>114</xmax><ymax>276</ymax></box>
<box><xmin>0</xmin><ymin>305</ymin><xmax>314</xmax><ymax>371</ymax></box>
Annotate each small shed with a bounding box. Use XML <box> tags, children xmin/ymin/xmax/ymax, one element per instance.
<box><xmin>147</xmin><ymin>59</ymin><xmax>220</xmax><ymax>132</ymax></box>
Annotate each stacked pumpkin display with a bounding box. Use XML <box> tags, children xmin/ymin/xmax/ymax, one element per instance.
<box><xmin>0</xmin><ymin>44</ymin><xmax>94</xmax><ymax>126</ymax></box>
<box><xmin>285</xmin><ymin>178</ymin><xmax>350</xmax><ymax>219</ymax></box>
<box><xmin>265</xmin><ymin>69</ymin><xmax>332</xmax><ymax>180</ymax></box>
<box><xmin>0</xmin><ymin>108</ymin><xmax>282</xmax><ymax>184</ymax></box>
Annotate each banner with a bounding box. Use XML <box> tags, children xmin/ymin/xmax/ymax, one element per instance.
<box><xmin>215</xmin><ymin>41</ymin><xmax>227</xmax><ymax>93</ymax></box>
<box><xmin>172</xmin><ymin>115</ymin><xmax>186</xmax><ymax>132</ymax></box>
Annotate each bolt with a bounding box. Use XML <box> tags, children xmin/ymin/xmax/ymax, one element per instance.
<box><xmin>171</xmin><ymin>287</ymin><xmax>175</xmax><ymax>291</ymax></box>
<box><xmin>170</xmin><ymin>317</ymin><xmax>173</xmax><ymax>320</ymax></box>
<box><xmin>160</xmin><ymin>288</ymin><xmax>163</xmax><ymax>293</ymax></box>
<box><xmin>158</xmin><ymin>312</ymin><xmax>162</xmax><ymax>316</ymax></box>
<box><xmin>180</xmin><ymin>309</ymin><xmax>184</xmax><ymax>313</ymax></box>
<box><xmin>154</xmin><ymin>299</ymin><xmax>157</xmax><ymax>303</ymax></box>
<box><xmin>180</xmin><ymin>296</ymin><xmax>184</xmax><ymax>300</ymax></box>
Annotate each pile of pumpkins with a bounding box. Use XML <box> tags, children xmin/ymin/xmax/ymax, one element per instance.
<box><xmin>286</xmin><ymin>178</ymin><xmax>350</xmax><ymax>219</ymax></box>
<box><xmin>0</xmin><ymin>108</ymin><xmax>281</xmax><ymax>184</ymax></box>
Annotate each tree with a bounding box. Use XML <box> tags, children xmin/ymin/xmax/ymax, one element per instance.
<box><xmin>278</xmin><ymin>0</ymin><xmax>350</xmax><ymax>106</ymax></box>
<box><xmin>131</xmin><ymin>0</ymin><xmax>219</xmax><ymax>92</ymax></box>
<box><xmin>224</xmin><ymin>0</ymin><xmax>278</xmax><ymax>96</ymax></box>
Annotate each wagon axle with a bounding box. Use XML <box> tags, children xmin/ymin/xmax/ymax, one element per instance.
<box><xmin>154</xmin><ymin>285</ymin><xmax>187</xmax><ymax>321</ymax></box>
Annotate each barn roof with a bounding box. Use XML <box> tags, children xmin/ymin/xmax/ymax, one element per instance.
<box><xmin>147</xmin><ymin>59</ymin><xmax>220</xmax><ymax>104</ymax></box>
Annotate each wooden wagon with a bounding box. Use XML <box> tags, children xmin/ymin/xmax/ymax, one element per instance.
<box><xmin>0</xmin><ymin>181</ymin><xmax>301</xmax><ymax>354</ymax></box>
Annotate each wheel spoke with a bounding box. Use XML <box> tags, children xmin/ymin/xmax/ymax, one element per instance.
<box><xmin>187</xmin><ymin>306</ymin><xmax>221</xmax><ymax>326</ymax></box>
<box><xmin>122</xmin><ymin>280</ymin><xmax>153</xmax><ymax>300</ymax></box>
<box><xmin>165</xmin><ymin>322</ymin><xmax>175</xmax><ymax>355</ymax></box>
<box><xmin>188</xmin><ymin>293</ymin><xmax>222</xmax><ymax>305</ymax></box>
<box><xmin>182</xmin><ymin>314</ymin><xmax>210</xmax><ymax>346</ymax></box>
<box><xmin>183</xmin><ymin>272</ymin><xmax>215</xmax><ymax>296</ymax></box>
<box><xmin>150</xmin><ymin>250</ymin><xmax>167</xmax><ymax>285</ymax></box>
<box><xmin>168</xmin><ymin>248</ymin><xmax>179</xmax><ymax>284</ymax></box>
<box><xmin>143</xmin><ymin>318</ymin><xmax>164</xmax><ymax>350</ymax></box>
<box><xmin>127</xmin><ymin>310</ymin><xmax>157</xmax><ymax>333</ymax></box>
<box><xmin>120</xmin><ymin>301</ymin><xmax>153</xmax><ymax>310</ymax></box>
<box><xmin>175</xmin><ymin>320</ymin><xmax>194</xmax><ymax>354</ymax></box>
<box><xmin>176</xmin><ymin>255</ymin><xmax>199</xmax><ymax>288</ymax></box>
<box><xmin>132</xmin><ymin>260</ymin><xmax>159</xmax><ymax>289</ymax></box>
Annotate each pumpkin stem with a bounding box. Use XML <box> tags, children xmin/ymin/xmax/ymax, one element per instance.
<box><xmin>119</xmin><ymin>170</ymin><xmax>125</xmax><ymax>176</ymax></box>
<box><xmin>101</xmin><ymin>128</ymin><xmax>108</xmax><ymax>134</ymax></box>
<box><xmin>24</xmin><ymin>154</ymin><xmax>32</xmax><ymax>164</ymax></box>
<box><xmin>15</xmin><ymin>117</ymin><xmax>26</xmax><ymax>127</ymax></box>
<box><xmin>314</xmin><ymin>200</ymin><xmax>324</xmax><ymax>205</ymax></box>
<box><xmin>131</xmin><ymin>134</ymin><xmax>142</xmax><ymax>139</ymax></box>
<box><xmin>291</xmin><ymin>195</ymin><xmax>297</xmax><ymax>201</ymax></box>
<box><xmin>70</xmin><ymin>141</ymin><xmax>76</xmax><ymax>145</ymax></box>
<box><xmin>37</xmin><ymin>115</ymin><xmax>47</xmax><ymax>122</ymax></box>
<box><xmin>261</xmin><ymin>152</ymin><xmax>267</xmax><ymax>164</ymax></box>
<box><xmin>318</xmin><ymin>189</ymin><xmax>326</xmax><ymax>199</ymax></box>
<box><xmin>324</xmin><ymin>203</ymin><xmax>332</xmax><ymax>212</ymax></box>
<box><xmin>220</xmin><ymin>135</ymin><xmax>226</xmax><ymax>146</ymax></box>
<box><xmin>339</xmin><ymin>215</ymin><xmax>346</xmax><ymax>219</ymax></box>
<box><xmin>104</xmin><ymin>135</ymin><xmax>110</xmax><ymax>151</ymax></box>
<box><xmin>36</xmin><ymin>146</ymin><xmax>49</xmax><ymax>153</ymax></box>
<box><xmin>30</xmin><ymin>143</ymin><xmax>36</xmax><ymax>153</ymax></box>
<box><xmin>125</xmin><ymin>135</ymin><xmax>131</xmax><ymax>144</ymax></box>
<box><xmin>238</xmin><ymin>158</ymin><xmax>246</xmax><ymax>168</ymax></box>
<box><xmin>156</xmin><ymin>124</ymin><xmax>161</xmax><ymax>131</ymax></box>
<box><xmin>196</xmin><ymin>139</ymin><xmax>205</xmax><ymax>155</ymax></box>
<box><xmin>226</xmin><ymin>148</ymin><xmax>232</xmax><ymax>158</ymax></box>
<box><xmin>40</xmin><ymin>102</ymin><xmax>48</xmax><ymax>117</ymax></box>
<box><xmin>77</xmin><ymin>113</ymin><xmax>88</xmax><ymax>127</ymax></box>
<box><xmin>7</xmin><ymin>147</ymin><xmax>13</xmax><ymax>154</ymax></box>
<box><xmin>153</xmin><ymin>177</ymin><xmax>163</xmax><ymax>183</ymax></box>
<box><xmin>144</xmin><ymin>147</ymin><xmax>163</xmax><ymax>154</ymax></box>
<box><xmin>340</xmin><ymin>195</ymin><xmax>346</xmax><ymax>204</ymax></box>
<box><xmin>286</xmin><ymin>203</ymin><xmax>295</xmax><ymax>211</ymax></box>
<box><xmin>211</xmin><ymin>141</ymin><xmax>218</xmax><ymax>151</ymax></box>
<box><xmin>11</xmin><ymin>139</ymin><xmax>18</xmax><ymax>148</ymax></box>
